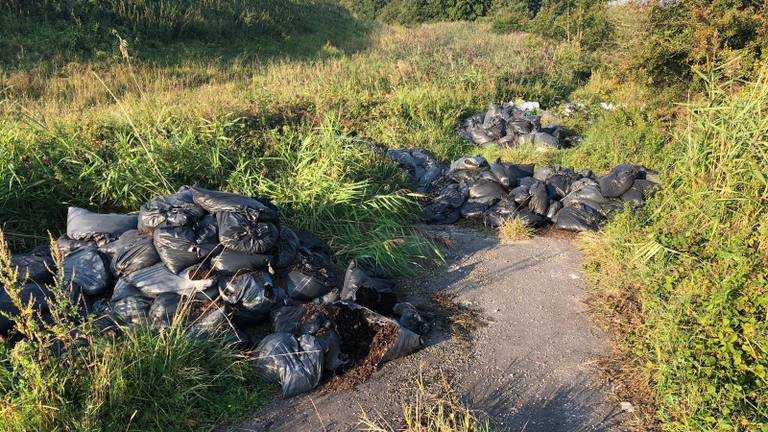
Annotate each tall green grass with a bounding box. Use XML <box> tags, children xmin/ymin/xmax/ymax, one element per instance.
<box><xmin>582</xmin><ymin>73</ymin><xmax>768</xmax><ymax>430</ymax></box>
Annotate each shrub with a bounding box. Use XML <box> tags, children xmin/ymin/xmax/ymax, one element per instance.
<box><xmin>524</xmin><ymin>0</ymin><xmax>613</xmax><ymax>50</ymax></box>
<box><xmin>586</xmin><ymin>73</ymin><xmax>768</xmax><ymax>430</ymax></box>
<box><xmin>631</xmin><ymin>0</ymin><xmax>768</xmax><ymax>91</ymax></box>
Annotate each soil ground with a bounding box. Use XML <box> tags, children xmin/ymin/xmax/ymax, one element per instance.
<box><xmin>227</xmin><ymin>225</ymin><xmax>629</xmax><ymax>432</ymax></box>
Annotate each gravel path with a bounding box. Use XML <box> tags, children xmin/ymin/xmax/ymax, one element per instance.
<box><xmin>227</xmin><ymin>225</ymin><xmax>628</xmax><ymax>432</ymax></box>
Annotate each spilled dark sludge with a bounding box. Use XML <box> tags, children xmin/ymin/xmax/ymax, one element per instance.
<box><xmin>1</xmin><ymin>186</ymin><xmax>425</xmax><ymax>398</ymax></box>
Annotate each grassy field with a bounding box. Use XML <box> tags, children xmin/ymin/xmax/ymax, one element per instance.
<box><xmin>1</xmin><ymin>0</ymin><xmax>767</xmax><ymax>430</ymax></box>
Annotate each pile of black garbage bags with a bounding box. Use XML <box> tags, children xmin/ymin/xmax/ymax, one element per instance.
<box><xmin>386</xmin><ymin>151</ymin><xmax>658</xmax><ymax>232</ymax></box>
<box><xmin>1</xmin><ymin>186</ymin><xmax>427</xmax><ymax>397</ymax></box>
<box><xmin>457</xmin><ymin>102</ymin><xmax>579</xmax><ymax>149</ymax></box>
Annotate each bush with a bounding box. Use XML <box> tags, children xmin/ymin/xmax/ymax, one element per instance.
<box><xmin>631</xmin><ymin>0</ymin><xmax>768</xmax><ymax>91</ymax></box>
<box><xmin>586</xmin><ymin>73</ymin><xmax>768</xmax><ymax>430</ymax></box>
<box><xmin>343</xmin><ymin>0</ymin><xmax>493</xmax><ymax>24</ymax></box>
<box><xmin>523</xmin><ymin>0</ymin><xmax>613</xmax><ymax>50</ymax></box>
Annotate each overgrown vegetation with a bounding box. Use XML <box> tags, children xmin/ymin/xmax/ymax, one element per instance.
<box><xmin>582</xmin><ymin>73</ymin><xmax>768</xmax><ymax>430</ymax></box>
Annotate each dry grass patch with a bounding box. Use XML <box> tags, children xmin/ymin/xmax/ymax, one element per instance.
<box><xmin>359</xmin><ymin>372</ymin><xmax>489</xmax><ymax>432</ymax></box>
<box><xmin>497</xmin><ymin>217</ymin><xmax>534</xmax><ymax>242</ymax></box>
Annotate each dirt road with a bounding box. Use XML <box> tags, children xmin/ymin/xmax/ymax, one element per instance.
<box><xmin>229</xmin><ymin>225</ymin><xmax>627</xmax><ymax>432</ymax></box>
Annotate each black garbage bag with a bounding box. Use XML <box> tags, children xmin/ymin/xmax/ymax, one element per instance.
<box><xmin>514</xmin><ymin>207</ymin><xmax>550</xmax><ymax>228</ymax></box>
<box><xmin>482</xmin><ymin>104</ymin><xmax>506</xmax><ymax>139</ymax></box>
<box><xmin>282</xmin><ymin>249</ymin><xmax>338</xmax><ymax>301</ymax></box>
<box><xmin>272</xmin><ymin>226</ymin><xmax>300</xmax><ymax>270</ymax></box>
<box><xmin>255</xmin><ymin>332</ymin><xmax>324</xmax><ymax>398</ymax></box>
<box><xmin>63</xmin><ymin>245</ymin><xmax>110</xmax><ymax>296</ymax></box>
<box><xmin>467</xmin><ymin>122</ymin><xmax>494</xmax><ymax>145</ymax></box>
<box><xmin>532</xmin><ymin>132</ymin><xmax>560</xmax><ymax>148</ymax></box>
<box><xmin>190</xmin><ymin>186</ymin><xmax>279</xmax><ymax>221</ymax></box>
<box><xmin>510</xmin><ymin>185</ymin><xmax>531</xmax><ymax>206</ymax></box>
<box><xmin>0</xmin><ymin>283</ymin><xmax>53</xmax><ymax>335</ymax></box>
<box><xmin>56</xmin><ymin>235</ymin><xmax>94</xmax><ymax>256</ymax></box>
<box><xmin>518</xmin><ymin>176</ymin><xmax>537</xmax><ymax>187</ymax></box>
<box><xmin>420</xmin><ymin>183</ymin><xmax>467</xmax><ymax>224</ymax></box>
<box><xmin>507</xmin><ymin>119</ymin><xmax>534</xmax><ymax>135</ymax></box>
<box><xmin>420</xmin><ymin>205</ymin><xmax>460</xmax><ymax>225</ymax></box>
<box><xmin>100</xmin><ymin>230</ymin><xmax>160</xmax><ymax>277</ymax></box>
<box><xmin>507</xmin><ymin>163</ymin><xmax>535</xmax><ymax>180</ymax></box>
<box><xmin>124</xmin><ymin>263</ymin><xmax>217</xmax><ymax>298</ymax></box>
<box><xmin>528</xmin><ymin>181</ymin><xmax>549</xmax><ymax>216</ymax></box>
<box><xmin>153</xmin><ymin>216</ymin><xmax>219</xmax><ymax>274</ymax></box>
<box><xmin>621</xmin><ymin>179</ymin><xmax>657</xmax><ymax>205</ymax></box>
<box><xmin>112</xmin><ymin>295</ymin><xmax>152</xmax><ymax>326</ymax></box>
<box><xmin>138</xmin><ymin>186</ymin><xmax>206</xmax><ymax>233</ymax></box>
<box><xmin>599</xmin><ymin>164</ymin><xmax>643</xmax><ymax>198</ymax></box>
<box><xmin>211</xmin><ymin>248</ymin><xmax>272</xmax><ymax>274</ymax></box>
<box><xmin>546</xmin><ymin>174</ymin><xmax>573</xmax><ymax>199</ymax></box>
<box><xmin>468</xmin><ymin>180</ymin><xmax>508</xmax><ymax>203</ymax></box>
<box><xmin>332</xmin><ymin>302</ymin><xmax>422</xmax><ymax>363</ymax></box>
<box><xmin>294</xmin><ymin>229</ymin><xmax>331</xmax><ymax>256</ymax></box>
<box><xmin>270</xmin><ymin>305</ymin><xmax>348</xmax><ymax>373</ymax></box>
<box><xmin>534</xmin><ymin>167</ymin><xmax>556</xmax><ymax>182</ymax></box>
<box><xmin>561</xmin><ymin>182</ymin><xmax>619</xmax><ymax>213</ymax></box>
<box><xmin>482</xmin><ymin>208</ymin><xmax>512</xmax><ymax>228</ymax></box>
<box><xmin>555</xmin><ymin>203</ymin><xmax>607</xmax><ymax>232</ymax></box>
<box><xmin>546</xmin><ymin>201</ymin><xmax>563</xmax><ymax>221</ymax></box>
<box><xmin>66</xmin><ymin>207</ymin><xmax>138</xmax><ymax>245</ymax></box>
<box><xmin>187</xmin><ymin>305</ymin><xmax>250</xmax><ymax>348</ymax></box>
<box><xmin>490</xmin><ymin>159</ymin><xmax>512</xmax><ymax>188</ymax></box>
<box><xmin>460</xmin><ymin>200</ymin><xmax>490</xmax><ymax>219</ymax></box>
<box><xmin>9</xmin><ymin>246</ymin><xmax>54</xmax><ymax>284</ymax></box>
<box><xmin>271</xmin><ymin>305</ymin><xmax>309</xmax><ymax>333</ymax></box>
<box><xmin>393</xmin><ymin>303</ymin><xmax>429</xmax><ymax>335</ymax></box>
<box><xmin>314</xmin><ymin>327</ymin><xmax>347</xmax><ymax>374</ymax></box>
<box><xmin>340</xmin><ymin>261</ymin><xmax>397</xmax><ymax>316</ymax></box>
<box><xmin>219</xmin><ymin>271</ymin><xmax>282</xmax><ymax>325</ymax></box>
<box><xmin>111</xmin><ymin>278</ymin><xmax>142</xmax><ymax>302</ymax></box>
<box><xmin>148</xmin><ymin>293</ymin><xmax>181</xmax><ymax>329</ymax></box>
<box><xmin>449</xmin><ymin>156</ymin><xmax>489</xmax><ymax>173</ymax></box>
<box><xmin>217</xmin><ymin>212</ymin><xmax>279</xmax><ymax>255</ymax></box>
<box><xmin>385</xmin><ymin>148</ymin><xmax>446</xmax><ymax>193</ymax></box>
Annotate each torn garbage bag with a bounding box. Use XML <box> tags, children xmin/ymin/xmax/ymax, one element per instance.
<box><xmin>340</xmin><ymin>261</ymin><xmax>397</xmax><ymax>316</ymax></box>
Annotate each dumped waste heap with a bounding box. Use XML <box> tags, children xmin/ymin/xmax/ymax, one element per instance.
<box><xmin>457</xmin><ymin>101</ymin><xmax>579</xmax><ymax>149</ymax></box>
<box><xmin>387</xmin><ymin>152</ymin><xmax>659</xmax><ymax>232</ymax></box>
<box><xmin>1</xmin><ymin>186</ymin><xmax>426</xmax><ymax>397</ymax></box>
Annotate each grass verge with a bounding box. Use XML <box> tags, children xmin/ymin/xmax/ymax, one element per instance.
<box><xmin>582</xmin><ymin>72</ymin><xmax>768</xmax><ymax>430</ymax></box>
